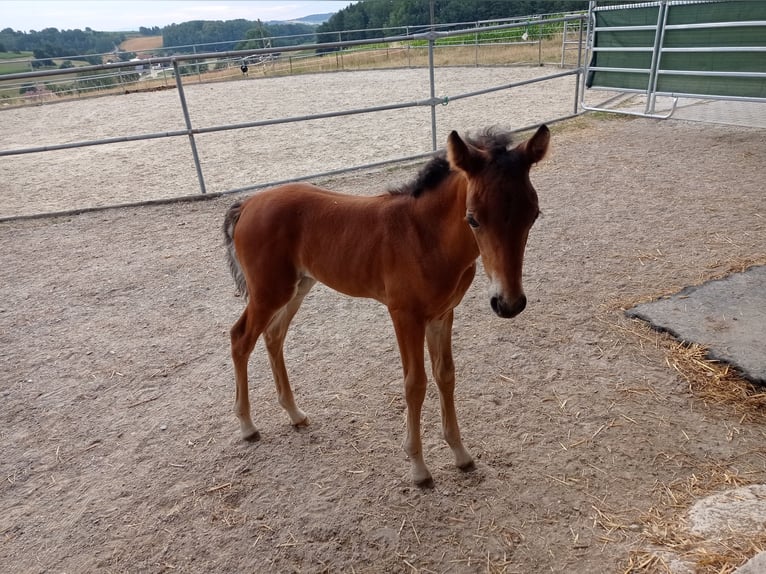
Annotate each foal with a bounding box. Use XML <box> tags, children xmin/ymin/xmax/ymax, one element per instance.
<box><xmin>223</xmin><ymin>125</ymin><xmax>549</xmax><ymax>487</ymax></box>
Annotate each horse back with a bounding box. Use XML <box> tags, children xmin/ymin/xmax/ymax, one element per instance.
<box><xmin>233</xmin><ymin>183</ymin><xmax>394</xmax><ymax>300</ymax></box>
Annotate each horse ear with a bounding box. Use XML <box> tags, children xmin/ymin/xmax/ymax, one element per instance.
<box><xmin>518</xmin><ymin>124</ymin><xmax>550</xmax><ymax>165</ymax></box>
<box><xmin>447</xmin><ymin>131</ymin><xmax>484</xmax><ymax>175</ymax></box>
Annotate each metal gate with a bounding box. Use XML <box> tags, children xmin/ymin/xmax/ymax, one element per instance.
<box><xmin>581</xmin><ymin>0</ymin><xmax>766</xmax><ymax>118</ymax></box>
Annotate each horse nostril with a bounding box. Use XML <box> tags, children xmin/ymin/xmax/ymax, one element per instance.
<box><xmin>490</xmin><ymin>294</ymin><xmax>527</xmax><ymax>318</ymax></box>
<box><xmin>517</xmin><ymin>294</ymin><xmax>527</xmax><ymax>314</ymax></box>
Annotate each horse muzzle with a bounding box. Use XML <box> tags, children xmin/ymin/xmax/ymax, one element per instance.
<box><xmin>490</xmin><ymin>293</ymin><xmax>527</xmax><ymax>318</ymax></box>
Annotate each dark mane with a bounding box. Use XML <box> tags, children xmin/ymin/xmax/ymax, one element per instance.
<box><xmin>388</xmin><ymin>155</ymin><xmax>451</xmax><ymax>198</ymax></box>
<box><xmin>388</xmin><ymin>127</ymin><xmax>515</xmax><ymax>198</ymax></box>
<box><xmin>466</xmin><ymin>127</ymin><xmax>515</xmax><ymax>155</ymax></box>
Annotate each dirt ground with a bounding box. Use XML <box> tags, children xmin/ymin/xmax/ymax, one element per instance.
<box><xmin>2</xmin><ymin>78</ymin><xmax>766</xmax><ymax>573</ymax></box>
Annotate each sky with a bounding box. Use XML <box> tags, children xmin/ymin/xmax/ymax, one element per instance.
<box><xmin>0</xmin><ymin>1</ymin><xmax>355</xmax><ymax>32</ymax></box>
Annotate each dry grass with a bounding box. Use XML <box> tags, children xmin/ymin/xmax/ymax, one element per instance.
<box><xmin>602</xmin><ymin>321</ymin><xmax>765</xmax><ymax>425</ymax></box>
<box><xmin>119</xmin><ymin>35</ymin><xmax>163</xmax><ymax>52</ymax></box>
<box><xmin>623</xmin><ymin>464</ymin><xmax>766</xmax><ymax>574</ymax></box>
<box><xmin>666</xmin><ymin>342</ymin><xmax>766</xmax><ymax>423</ymax></box>
<box><xmin>616</xmin><ymin>258</ymin><xmax>766</xmax><ymax>422</ymax></box>
<box><xmin>260</xmin><ymin>38</ymin><xmax>575</xmax><ymax>76</ymax></box>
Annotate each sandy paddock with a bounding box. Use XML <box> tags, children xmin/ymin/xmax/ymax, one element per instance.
<box><xmin>1</xmin><ymin>68</ymin><xmax>766</xmax><ymax>573</ymax></box>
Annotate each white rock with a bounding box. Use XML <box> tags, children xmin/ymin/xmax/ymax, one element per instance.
<box><xmin>688</xmin><ymin>484</ymin><xmax>766</xmax><ymax>539</ymax></box>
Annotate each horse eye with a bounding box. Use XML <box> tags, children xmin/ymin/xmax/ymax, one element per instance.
<box><xmin>466</xmin><ymin>214</ymin><xmax>480</xmax><ymax>229</ymax></box>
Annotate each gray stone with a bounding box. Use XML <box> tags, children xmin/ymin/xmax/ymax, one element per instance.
<box><xmin>735</xmin><ymin>551</ymin><xmax>766</xmax><ymax>574</ymax></box>
<box><xmin>688</xmin><ymin>484</ymin><xmax>766</xmax><ymax>539</ymax></box>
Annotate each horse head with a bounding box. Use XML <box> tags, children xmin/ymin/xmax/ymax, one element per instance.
<box><xmin>447</xmin><ymin>125</ymin><xmax>549</xmax><ymax>318</ymax></box>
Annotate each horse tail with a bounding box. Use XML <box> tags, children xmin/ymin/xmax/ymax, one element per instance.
<box><xmin>223</xmin><ymin>201</ymin><xmax>248</xmax><ymax>300</ymax></box>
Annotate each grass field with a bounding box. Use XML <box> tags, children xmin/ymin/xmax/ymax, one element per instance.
<box><xmin>0</xmin><ymin>51</ymin><xmax>96</xmax><ymax>75</ymax></box>
<box><xmin>0</xmin><ymin>51</ymin><xmax>34</xmax><ymax>75</ymax></box>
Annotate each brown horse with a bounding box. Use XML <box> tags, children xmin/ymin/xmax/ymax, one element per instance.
<box><xmin>223</xmin><ymin>125</ymin><xmax>549</xmax><ymax>488</ymax></box>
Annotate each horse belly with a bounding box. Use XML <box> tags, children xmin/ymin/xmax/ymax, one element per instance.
<box><xmin>302</xmin><ymin>248</ymin><xmax>387</xmax><ymax>302</ymax></box>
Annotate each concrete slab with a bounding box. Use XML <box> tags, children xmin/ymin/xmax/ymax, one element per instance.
<box><xmin>672</xmin><ymin>99</ymin><xmax>766</xmax><ymax>129</ymax></box>
<box><xmin>626</xmin><ymin>266</ymin><xmax>766</xmax><ymax>385</ymax></box>
<box><xmin>589</xmin><ymin>94</ymin><xmax>766</xmax><ymax>128</ymax></box>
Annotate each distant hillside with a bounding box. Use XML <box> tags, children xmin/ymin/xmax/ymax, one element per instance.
<box><xmin>289</xmin><ymin>13</ymin><xmax>335</xmax><ymax>25</ymax></box>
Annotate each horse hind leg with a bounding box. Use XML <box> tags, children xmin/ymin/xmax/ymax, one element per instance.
<box><xmin>230</xmin><ymin>304</ymin><xmax>271</xmax><ymax>441</ymax></box>
<box><xmin>263</xmin><ymin>276</ymin><xmax>316</xmax><ymax>427</ymax></box>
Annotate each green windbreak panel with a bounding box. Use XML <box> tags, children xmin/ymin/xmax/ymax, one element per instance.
<box><xmin>596</xmin><ymin>4</ymin><xmax>660</xmax><ymax>28</ymax></box>
<box><xmin>661</xmin><ymin>51</ymin><xmax>766</xmax><ymax>73</ymax></box>
<box><xmin>659</xmin><ymin>1</ymin><xmax>766</xmax><ymax>97</ymax></box>
<box><xmin>588</xmin><ymin>4</ymin><xmax>660</xmax><ymax>90</ymax></box>
<box><xmin>666</xmin><ymin>1</ymin><xmax>766</xmax><ymax>25</ymax></box>
<box><xmin>664</xmin><ymin>27</ymin><xmax>766</xmax><ymax>48</ymax></box>
<box><xmin>588</xmin><ymin>0</ymin><xmax>766</xmax><ymax>98</ymax></box>
<box><xmin>656</xmin><ymin>74</ymin><xmax>766</xmax><ymax>98</ymax></box>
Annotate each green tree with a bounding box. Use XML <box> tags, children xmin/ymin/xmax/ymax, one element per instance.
<box><xmin>236</xmin><ymin>20</ymin><xmax>271</xmax><ymax>50</ymax></box>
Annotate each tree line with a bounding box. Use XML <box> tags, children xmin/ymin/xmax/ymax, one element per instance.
<box><xmin>316</xmin><ymin>0</ymin><xmax>589</xmax><ymax>41</ymax></box>
<box><xmin>162</xmin><ymin>20</ymin><xmax>316</xmax><ymax>51</ymax></box>
<box><xmin>1</xmin><ymin>0</ymin><xmax>589</xmax><ymax>64</ymax></box>
<box><xmin>0</xmin><ymin>27</ymin><xmax>128</xmax><ymax>65</ymax></box>
<box><xmin>0</xmin><ymin>19</ymin><xmax>318</xmax><ymax>64</ymax></box>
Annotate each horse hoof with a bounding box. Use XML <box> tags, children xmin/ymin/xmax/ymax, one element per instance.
<box><xmin>243</xmin><ymin>430</ymin><xmax>261</xmax><ymax>442</ymax></box>
<box><xmin>292</xmin><ymin>415</ymin><xmax>310</xmax><ymax>428</ymax></box>
<box><xmin>458</xmin><ymin>460</ymin><xmax>476</xmax><ymax>473</ymax></box>
<box><xmin>415</xmin><ymin>476</ymin><xmax>435</xmax><ymax>489</ymax></box>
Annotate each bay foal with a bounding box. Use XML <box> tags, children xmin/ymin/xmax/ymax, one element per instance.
<box><xmin>223</xmin><ymin>125</ymin><xmax>549</xmax><ymax>487</ymax></box>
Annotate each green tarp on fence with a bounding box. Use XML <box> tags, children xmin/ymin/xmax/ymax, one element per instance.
<box><xmin>588</xmin><ymin>0</ymin><xmax>766</xmax><ymax>99</ymax></box>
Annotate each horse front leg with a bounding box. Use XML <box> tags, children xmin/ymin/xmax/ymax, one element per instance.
<box><xmin>426</xmin><ymin>310</ymin><xmax>475</xmax><ymax>472</ymax></box>
<box><xmin>390</xmin><ymin>311</ymin><xmax>433</xmax><ymax>488</ymax></box>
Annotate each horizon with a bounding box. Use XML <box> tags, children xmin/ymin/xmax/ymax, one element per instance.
<box><xmin>0</xmin><ymin>1</ymin><xmax>354</xmax><ymax>33</ymax></box>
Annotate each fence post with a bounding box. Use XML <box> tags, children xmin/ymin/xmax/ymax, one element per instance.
<box><xmin>428</xmin><ymin>0</ymin><xmax>437</xmax><ymax>151</ymax></box>
<box><xmin>574</xmin><ymin>17</ymin><xmax>584</xmax><ymax>114</ymax></box>
<box><xmin>172</xmin><ymin>60</ymin><xmax>207</xmax><ymax>194</ymax></box>
<box><xmin>646</xmin><ymin>0</ymin><xmax>669</xmax><ymax>115</ymax></box>
<box><xmin>475</xmin><ymin>22</ymin><xmax>479</xmax><ymax>67</ymax></box>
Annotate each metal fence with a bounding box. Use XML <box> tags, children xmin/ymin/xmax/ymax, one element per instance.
<box><xmin>0</xmin><ymin>14</ymin><xmax>586</xmax><ymax>220</ymax></box>
<box><xmin>581</xmin><ymin>0</ymin><xmax>766</xmax><ymax>118</ymax></box>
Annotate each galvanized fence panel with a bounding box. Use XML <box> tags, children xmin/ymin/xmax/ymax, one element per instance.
<box><xmin>0</xmin><ymin>15</ymin><xmax>586</xmax><ymax>221</ymax></box>
<box><xmin>581</xmin><ymin>0</ymin><xmax>766</xmax><ymax>118</ymax></box>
